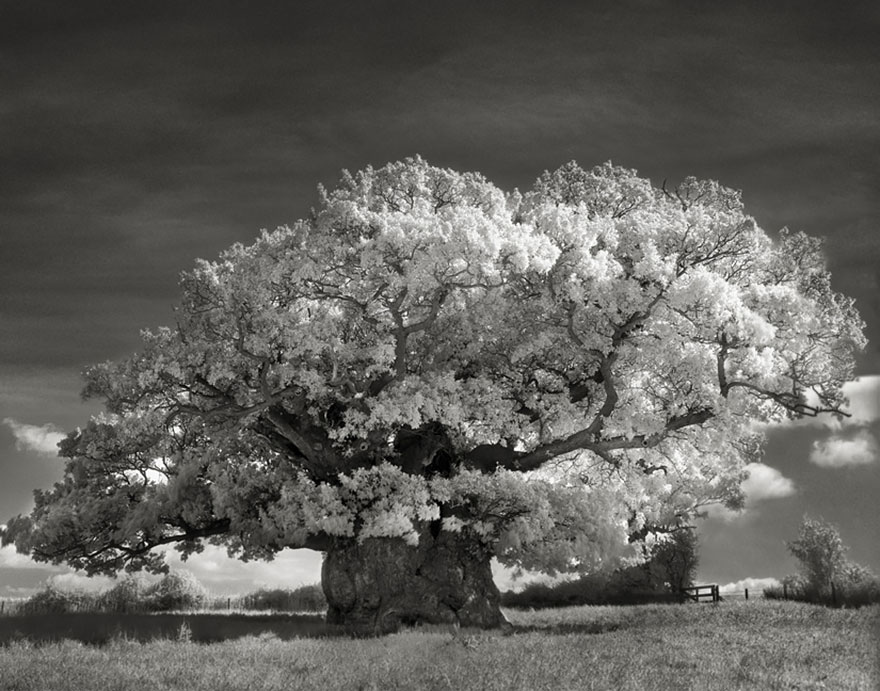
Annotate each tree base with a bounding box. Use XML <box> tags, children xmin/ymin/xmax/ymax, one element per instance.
<box><xmin>321</xmin><ymin>532</ymin><xmax>507</xmax><ymax>633</ymax></box>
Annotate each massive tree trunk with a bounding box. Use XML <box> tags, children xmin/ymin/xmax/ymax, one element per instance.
<box><xmin>321</xmin><ymin>529</ymin><xmax>507</xmax><ymax>633</ymax></box>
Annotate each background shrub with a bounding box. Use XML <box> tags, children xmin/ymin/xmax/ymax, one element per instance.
<box><xmin>766</xmin><ymin>517</ymin><xmax>880</xmax><ymax>608</ymax></box>
<box><xmin>21</xmin><ymin>585</ymin><xmax>98</xmax><ymax>615</ymax></box>
<box><xmin>98</xmin><ymin>574</ymin><xmax>150</xmax><ymax>613</ymax></box>
<box><xmin>144</xmin><ymin>571</ymin><xmax>208</xmax><ymax>611</ymax></box>
<box><xmin>501</xmin><ymin>528</ymin><xmax>697</xmax><ymax>609</ymax></box>
<box><xmin>240</xmin><ymin>585</ymin><xmax>326</xmax><ymax>612</ymax></box>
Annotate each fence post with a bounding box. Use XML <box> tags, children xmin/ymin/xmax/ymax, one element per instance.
<box><xmin>745</xmin><ymin>588</ymin><xmax>749</xmax><ymax>600</ymax></box>
<box><xmin>783</xmin><ymin>583</ymin><xmax>788</xmax><ymax>600</ymax></box>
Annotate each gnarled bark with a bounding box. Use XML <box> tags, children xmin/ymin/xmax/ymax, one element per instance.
<box><xmin>321</xmin><ymin>530</ymin><xmax>506</xmax><ymax>633</ymax></box>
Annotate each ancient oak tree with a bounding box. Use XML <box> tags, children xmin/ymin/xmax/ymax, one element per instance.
<box><xmin>3</xmin><ymin>158</ymin><xmax>865</xmax><ymax>630</ymax></box>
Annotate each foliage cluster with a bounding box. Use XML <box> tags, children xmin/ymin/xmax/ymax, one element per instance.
<box><xmin>502</xmin><ymin>528</ymin><xmax>698</xmax><ymax>608</ymax></box>
<box><xmin>19</xmin><ymin>572</ymin><xmax>208</xmax><ymax>615</ymax></box>
<box><xmin>763</xmin><ymin>517</ymin><xmax>880</xmax><ymax>607</ymax></box>
<box><xmin>763</xmin><ymin>576</ymin><xmax>880</xmax><ymax>608</ymax></box>
<box><xmin>0</xmin><ymin>611</ymin><xmax>333</xmax><ymax>646</ymax></box>
<box><xmin>2</xmin><ymin>157</ymin><xmax>866</xmax><ymax>593</ymax></box>
<box><xmin>239</xmin><ymin>585</ymin><xmax>327</xmax><ymax>612</ymax></box>
<box><xmin>13</xmin><ymin>574</ymin><xmax>328</xmax><ymax>617</ymax></box>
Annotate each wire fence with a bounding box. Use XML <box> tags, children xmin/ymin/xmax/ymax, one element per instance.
<box><xmin>2</xmin><ymin>587</ymin><xmax>767</xmax><ymax>618</ymax></box>
<box><xmin>0</xmin><ymin>599</ymin><xmax>27</xmax><ymax>616</ymax></box>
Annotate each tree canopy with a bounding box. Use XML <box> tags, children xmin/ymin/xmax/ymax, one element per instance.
<box><xmin>786</xmin><ymin>516</ymin><xmax>876</xmax><ymax>591</ymax></box>
<box><xmin>3</xmin><ymin>157</ymin><xmax>866</xmax><ymax>582</ymax></box>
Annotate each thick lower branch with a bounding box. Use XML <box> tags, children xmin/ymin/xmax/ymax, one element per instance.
<box><xmin>723</xmin><ymin>380</ymin><xmax>848</xmax><ymax>417</ymax></box>
<box><xmin>468</xmin><ymin>407</ymin><xmax>716</xmax><ymax>473</ymax></box>
<box><xmin>31</xmin><ymin>518</ymin><xmax>232</xmax><ymax>574</ymax></box>
<box><xmin>264</xmin><ymin>406</ymin><xmax>346</xmax><ymax>480</ymax></box>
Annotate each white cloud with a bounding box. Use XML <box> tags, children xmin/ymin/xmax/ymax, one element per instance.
<box><xmin>2</xmin><ymin>418</ymin><xmax>65</xmax><ymax>456</ymax></box>
<box><xmin>0</xmin><ymin>542</ymin><xmax>324</xmax><ymax>598</ymax></box>
<box><xmin>741</xmin><ymin>462</ymin><xmax>796</xmax><ymax>502</ymax></box>
<box><xmin>705</xmin><ymin>462</ymin><xmax>795</xmax><ymax>522</ymax></box>
<box><xmin>47</xmin><ymin>572</ymin><xmax>114</xmax><ymax>593</ymax></box>
<box><xmin>0</xmin><ymin>542</ymin><xmax>40</xmax><ymax>569</ymax></box>
<box><xmin>719</xmin><ymin>576</ymin><xmax>781</xmax><ymax>595</ymax></box>
<box><xmin>840</xmin><ymin>376</ymin><xmax>880</xmax><ymax>426</ymax></box>
<box><xmin>809</xmin><ymin>429</ymin><xmax>878</xmax><ymax>468</ymax></box>
<box><xmin>164</xmin><ymin>545</ymin><xmax>323</xmax><ymax>594</ymax></box>
<box><xmin>766</xmin><ymin>375</ymin><xmax>880</xmax><ymax>431</ymax></box>
<box><xmin>491</xmin><ymin>561</ymin><xmax>572</xmax><ymax>593</ymax></box>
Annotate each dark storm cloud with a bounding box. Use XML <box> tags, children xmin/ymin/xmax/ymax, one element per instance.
<box><xmin>1</xmin><ymin>0</ymin><xmax>878</xmax><ymax>592</ymax></box>
<box><xmin>2</xmin><ymin>1</ymin><xmax>877</xmax><ymax>370</ymax></box>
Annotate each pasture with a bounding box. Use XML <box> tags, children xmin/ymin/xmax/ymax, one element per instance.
<box><xmin>1</xmin><ymin>600</ymin><xmax>877</xmax><ymax>690</ymax></box>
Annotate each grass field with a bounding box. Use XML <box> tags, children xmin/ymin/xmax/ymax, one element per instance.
<box><xmin>1</xmin><ymin>600</ymin><xmax>877</xmax><ymax>690</ymax></box>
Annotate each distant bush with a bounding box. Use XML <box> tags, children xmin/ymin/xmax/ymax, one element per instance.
<box><xmin>98</xmin><ymin>574</ymin><xmax>151</xmax><ymax>613</ymax></box>
<box><xmin>501</xmin><ymin>571</ymin><xmax>683</xmax><ymax>609</ymax></box>
<box><xmin>20</xmin><ymin>571</ymin><xmax>212</xmax><ymax>614</ymax></box>
<box><xmin>17</xmin><ymin>573</ymin><xmax>332</xmax><ymax>615</ymax></box>
<box><xmin>502</xmin><ymin>528</ymin><xmax>697</xmax><ymax>609</ymax></box>
<box><xmin>767</xmin><ymin>517</ymin><xmax>880</xmax><ymax>608</ymax></box>
<box><xmin>145</xmin><ymin>572</ymin><xmax>208</xmax><ymax>612</ymax></box>
<box><xmin>21</xmin><ymin>585</ymin><xmax>98</xmax><ymax>615</ymax></box>
<box><xmin>240</xmin><ymin>585</ymin><xmax>326</xmax><ymax>612</ymax></box>
<box><xmin>764</xmin><ymin>573</ymin><xmax>880</xmax><ymax>608</ymax></box>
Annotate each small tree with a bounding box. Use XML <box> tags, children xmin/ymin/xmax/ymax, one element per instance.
<box><xmin>2</xmin><ymin>158</ymin><xmax>865</xmax><ymax>630</ymax></box>
<box><xmin>145</xmin><ymin>571</ymin><xmax>208</xmax><ymax>611</ymax></box>
<box><xmin>785</xmin><ymin>516</ymin><xmax>878</xmax><ymax>605</ymax></box>
<box><xmin>22</xmin><ymin>584</ymin><xmax>96</xmax><ymax>615</ymax></box>
<box><xmin>99</xmin><ymin>573</ymin><xmax>150</xmax><ymax>613</ymax></box>
<box><xmin>787</xmin><ymin>516</ymin><xmax>848</xmax><ymax>595</ymax></box>
<box><xmin>644</xmin><ymin>528</ymin><xmax>699</xmax><ymax>595</ymax></box>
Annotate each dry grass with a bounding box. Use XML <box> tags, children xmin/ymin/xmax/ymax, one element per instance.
<box><xmin>0</xmin><ymin>600</ymin><xmax>877</xmax><ymax>690</ymax></box>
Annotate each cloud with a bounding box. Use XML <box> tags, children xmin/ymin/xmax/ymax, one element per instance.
<box><xmin>719</xmin><ymin>576</ymin><xmax>781</xmax><ymax>595</ymax></box>
<box><xmin>2</xmin><ymin>418</ymin><xmax>65</xmax><ymax>456</ymax></box>
<box><xmin>809</xmin><ymin>429</ymin><xmax>878</xmax><ymax>468</ymax></box>
<box><xmin>839</xmin><ymin>376</ymin><xmax>880</xmax><ymax>426</ymax></box>
<box><xmin>0</xmin><ymin>541</ymin><xmax>324</xmax><ymax>599</ymax></box>
<box><xmin>0</xmin><ymin>542</ymin><xmax>39</xmax><ymax>569</ymax></box>
<box><xmin>164</xmin><ymin>545</ymin><xmax>323</xmax><ymax>594</ymax></box>
<box><xmin>741</xmin><ymin>462</ymin><xmax>796</xmax><ymax>502</ymax></box>
<box><xmin>46</xmin><ymin>572</ymin><xmax>114</xmax><ymax>593</ymax></box>
<box><xmin>706</xmin><ymin>462</ymin><xmax>795</xmax><ymax>522</ymax></box>
<box><xmin>768</xmin><ymin>375</ymin><xmax>880</xmax><ymax>431</ymax></box>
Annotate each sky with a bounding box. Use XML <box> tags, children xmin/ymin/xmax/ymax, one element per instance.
<box><xmin>1</xmin><ymin>0</ymin><xmax>879</xmax><ymax>597</ymax></box>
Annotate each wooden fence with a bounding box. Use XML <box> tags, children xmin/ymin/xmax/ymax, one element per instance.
<box><xmin>681</xmin><ymin>585</ymin><xmax>757</xmax><ymax>603</ymax></box>
<box><xmin>682</xmin><ymin>584</ymin><xmax>720</xmax><ymax>603</ymax></box>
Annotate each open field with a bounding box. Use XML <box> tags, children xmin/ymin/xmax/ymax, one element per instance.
<box><xmin>0</xmin><ymin>600</ymin><xmax>877</xmax><ymax>691</ymax></box>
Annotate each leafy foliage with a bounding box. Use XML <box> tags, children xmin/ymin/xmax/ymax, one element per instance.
<box><xmin>98</xmin><ymin>574</ymin><xmax>151</xmax><ymax>613</ymax></box>
<box><xmin>145</xmin><ymin>571</ymin><xmax>209</xmax><ymax>612</ymax></box>
<box><xmin>20</xmin><ymin>584</ymin><xmax>97</xmax><ymax>615</ymax></box>
<box><xmin>18</xmin><ymin>572</ymin><xmax>209</xmax><ymax>615</ymax></box>
<box><xmin>764</xmin><ymin>517</ymin><xmax>880</xmax><ymax>607</ymax></box>
<box><xmin>2</xmin><ymin>157</ymin><xmax>865</xmax><ymax>584</ymax></box>
<box><xmin>240</xmin><ymin>585</ymin><xmax>327</xmax><ymax>612</ymax></box>
<box><xmin>502</xmin><ymin>527</ymin><xmax>698</xmax><ymax>608</ymax></box>
<box><xmin>787</xmin><ymin>516</ymin><xmax>848</xmax><ymax>591</ymax></box>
